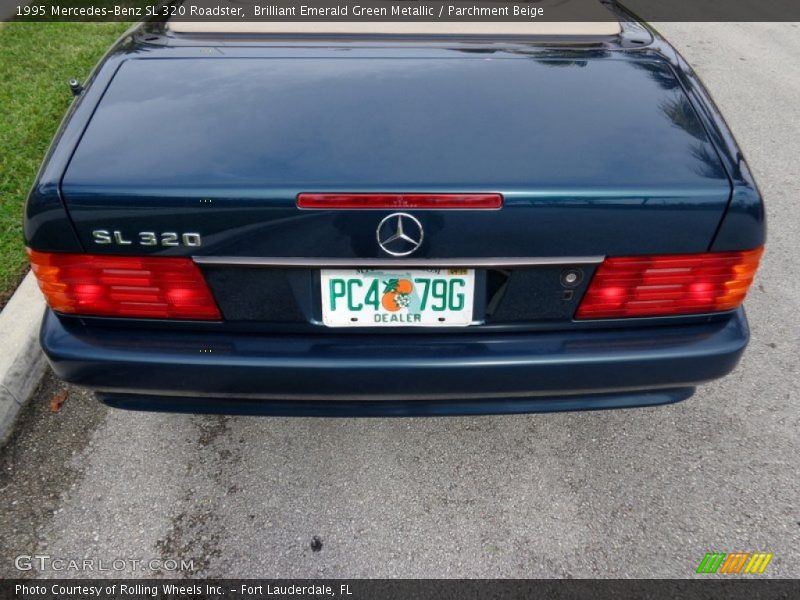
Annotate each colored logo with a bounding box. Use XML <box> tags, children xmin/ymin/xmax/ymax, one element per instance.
<box><xmin>696</xmin><ymin>552</ymin><xmax>773</xmax><ymax>574</ymax></box>
<box><xmin>376</xmin><ymin>213</ymin><xmax>423</xmax><ymax>256</ymax></box>
<box><xmin>381</xmin><ymin>278</ymin><xmax>414</xmax><ymax>312</ymax></box>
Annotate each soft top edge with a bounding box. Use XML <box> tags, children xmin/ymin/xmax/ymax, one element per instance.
<box><xmin>168</xmin><ymin>21</ymin><xmax>621</xmax><ymax>37</ymax></box>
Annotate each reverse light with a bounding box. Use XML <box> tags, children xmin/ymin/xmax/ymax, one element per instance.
<box><xmin>27</xmin><ymin>250</ymin><xmax>221</xmax><ymax>320</ymax></box>
<box><xmin>297</xmin><ymin>193</ymin><xmax>503</xmax><ymax>210</ymax></box>
<box><xmin>576</xmin><ymin>248</ymin><xmax>764</xmax><ymax>319</ymax></box>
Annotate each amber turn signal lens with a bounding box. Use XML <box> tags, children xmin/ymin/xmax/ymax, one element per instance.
<box><xmin>576</xmin><ymin>247</ymin><xmax>764</xmax><ymax>319</ymax></box>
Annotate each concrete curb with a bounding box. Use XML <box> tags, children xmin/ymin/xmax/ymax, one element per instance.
<box><xmin>0</xmin><ymin>271</ymin><xmax>47</xmax><ymax>446</ymax></box>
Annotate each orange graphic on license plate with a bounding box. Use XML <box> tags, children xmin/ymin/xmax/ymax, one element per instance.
<box><xmin>381</xmin><ymin>278</ymin><xmax>414</xmax><ymax>312</ymax></box>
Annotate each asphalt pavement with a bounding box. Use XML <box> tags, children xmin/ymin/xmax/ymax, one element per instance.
<box><xmin>0</xmin><ymin>22</ymin><xmax>798</xmax><ymax>578</ymax></box>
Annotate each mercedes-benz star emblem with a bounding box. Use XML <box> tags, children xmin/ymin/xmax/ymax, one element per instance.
<box><xmin>376</xmin><ymin>213</ymin><xmax>424</xmax><ymax>257</ymax></box>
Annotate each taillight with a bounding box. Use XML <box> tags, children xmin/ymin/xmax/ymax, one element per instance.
<box><xmin>297</xmin><ymin>193</ymin><xmax>503</xmax><ymax>210</ymax></box>
<box><xmin>27</xmin><ymin>250</ymin><xmax>221</xmax><ymax>321</ymax></box>
<box><xmin>576</xmin><ymin>247</ymin><xmax>764</xmax><ymax>319</ymax></box>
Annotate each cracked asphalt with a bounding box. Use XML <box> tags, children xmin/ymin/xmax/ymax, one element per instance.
<box><xmin>0</xmin><ymin>23</ymin><xmax>798</xmax><ymax>578</ymax></box>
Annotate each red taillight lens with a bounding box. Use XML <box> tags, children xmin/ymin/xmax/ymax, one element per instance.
<box><xmin>576</xmin><ymin>247</ymin><xmax>764</xmax><ymax>319</ymax></box>
<box><xmin>27</xmin><ymin>250</ymin><xmax>221</xmax><ymax>321</ymax></box>
<box><xmin>297</xmin><ymin>193</ymin><xmax>503</xmax><ymax>210</ymax></box>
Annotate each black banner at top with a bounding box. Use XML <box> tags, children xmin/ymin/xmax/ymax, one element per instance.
<box><xmin>3</xmin><ymin>0</ymin><xmax>800</xmax><ymax>23</ymax></box>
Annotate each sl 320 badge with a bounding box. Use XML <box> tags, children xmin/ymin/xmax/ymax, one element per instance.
<box><xmin>92</xmin><ymin>230</ymin><xmax>202</xmax><ymax>247</ymax></box>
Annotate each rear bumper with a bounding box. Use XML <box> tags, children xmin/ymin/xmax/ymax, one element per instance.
<box><xmin>40</xmin><ymin>309</ymin><xmax>750</xmax><ymax>416</ymax></box>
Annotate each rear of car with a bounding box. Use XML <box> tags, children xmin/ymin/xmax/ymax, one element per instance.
<box><xmin>24</xmin><ymin>11</ymin><xmax>765</xmax><ymax>416</ymax></box>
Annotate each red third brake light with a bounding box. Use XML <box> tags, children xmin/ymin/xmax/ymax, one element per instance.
<box><xmin>27</xmin><ymin>250</ymin><xmax>221</xmax><ymax>320</ymax></box>
<box><xmin>297</xmin><ymin>193</ymin><xmax>503</xmax><ymax>210</ymax></box>
<box><xmin>576</xmin><ymin>247</ymin><xmax>764</xmax><ymax>319</ymax></box>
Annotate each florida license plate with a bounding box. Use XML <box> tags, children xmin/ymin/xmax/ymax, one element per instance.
<box><xmin>320</xmin><ymin>269</ymin><xmax>475</xmax><ymax>327</ymax></box>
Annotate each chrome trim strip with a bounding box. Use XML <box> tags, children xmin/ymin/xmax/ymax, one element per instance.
<box><xmin>192</xmin><ymin>256</ymin><xmax>604</xmax><ymax>268</ymax></box>
<box><xmin>93</xmin><ymin>383</ymin><xmax>675</xmax><ymax>402</ymax></box>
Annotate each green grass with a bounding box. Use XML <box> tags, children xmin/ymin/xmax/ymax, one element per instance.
<box><xmin>0</xmin><ymin>22</ymin><xmax>130</xmax><ymax>303</ymax></box>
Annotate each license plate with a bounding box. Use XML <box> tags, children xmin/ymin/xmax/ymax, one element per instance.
<box><xmin>320</xmin><ymin>269</ymin><xmax>475</xmax><ymax>327</ymax></box>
